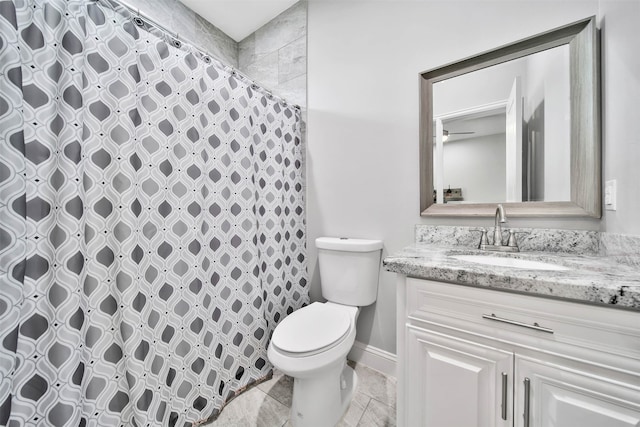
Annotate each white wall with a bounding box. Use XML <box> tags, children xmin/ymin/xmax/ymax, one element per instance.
<box><xmin>433</xmin><ymin>57</ymin><xmax>526</xmax><ymax>116</ymax></box>
<box><xmin>307</xmin><ymin>0</ymin><xmax>639</xmax><ymax>354</ymax></box>
<box><xmin>600</xmin><ymin>0</ymin><xmax>640</xmax><ymax>235</ymax></box>
<box><xmin>523</xmin><ymin>45</ymin><xmax>571</xmax><ymax>201</ymax></box>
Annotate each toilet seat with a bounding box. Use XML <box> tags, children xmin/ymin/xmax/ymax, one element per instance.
<box><xmin>271</xmin><ymin>302</ymin><xmax>355</xmax><ymax>356</ymax></box>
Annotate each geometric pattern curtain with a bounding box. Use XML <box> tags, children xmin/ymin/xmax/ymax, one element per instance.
<box><xmin>0</xmin><ymin>1</ymin><xmax>307</xmax><ymax>425</ymax></box>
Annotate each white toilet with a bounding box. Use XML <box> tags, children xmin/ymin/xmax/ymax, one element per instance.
<box><xmin>268</xmin><ymin>237</ymin><xmax>383</xmax><ymax>427</ymax></box>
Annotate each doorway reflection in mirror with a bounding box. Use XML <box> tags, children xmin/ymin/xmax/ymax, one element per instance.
<box><xmin>432</xmin><ymin>44</ymin><xmax>570</xmax><ymax>205</ymax></box>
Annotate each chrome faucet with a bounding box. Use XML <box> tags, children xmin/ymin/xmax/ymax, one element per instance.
<box><xmin>493</xmin><ymin>204</ymin><xmax>506</xmax><ymax>247</ymax></box>
<box><xmin>478</xmin><ymin>204</ymin><xmax>519</xmax><ymax>252</ymax></box>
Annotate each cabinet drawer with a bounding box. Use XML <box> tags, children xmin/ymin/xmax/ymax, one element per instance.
<box><xmin>406</xmin><ymin>278</ymin><xmax>640</xmax><ymax>363</ymax></box>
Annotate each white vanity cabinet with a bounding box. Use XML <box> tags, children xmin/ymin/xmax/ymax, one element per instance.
<box><xmin>397</xmin><ymin>277</ymin><xmax>640</xmax><ymax>427</ymax></box>
<box><xmin>405</xmin><ymin>326</ymin><xmax>514</xmax><ymax>426</ymax></box>
<box><xmin>514</xmin><ymin>355</ymin><xmax>640</xmax><ymax>427</ymax></box>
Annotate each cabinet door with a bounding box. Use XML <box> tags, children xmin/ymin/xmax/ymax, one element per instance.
<box><xmin>406</xmin><ymin>326</ymin><xmax>513</xmax><ymax>427</ymax></box>
<box><xmin>515</xmin><ymin>356</ymin><xmax>640</xmax><ymax>427</ymax></box>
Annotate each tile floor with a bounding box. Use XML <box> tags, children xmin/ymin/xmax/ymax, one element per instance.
<box><xmin>207</xmin><ymin>361</ymin><xmax>396</xmax><ymax>427</ymax></box>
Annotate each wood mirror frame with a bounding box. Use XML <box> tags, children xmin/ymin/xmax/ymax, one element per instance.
<box><xmin>419</xmin><ymin>17</ymin><xmax>600</xmax><ymax>217</ymax></box>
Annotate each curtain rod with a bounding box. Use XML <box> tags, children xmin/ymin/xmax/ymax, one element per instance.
<box><xmin>97</xmin><ymin>0</ymin><xmax>300</xmax><ymax>110</ymax></box>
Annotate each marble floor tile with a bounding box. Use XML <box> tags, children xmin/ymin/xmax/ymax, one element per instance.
<box><xmin>337</xmin><ymin>392</ymin><xmax>371</xmax><ymax>427</ymax></box>
<box><xmin>214</xmin><ymin>361</ymin><xmax>396</xmax><ymax>426</ymax></box>
<box><xmin>257</xmin><ymin>369</ymin><xmax>294</xmax><ymax>408</ymax></box>
<box><xmin>208</xmin><ymin>386</ymin><xmax>289</xmax><ymax>427</ymax></box>
<box><xmin>256</xmin><ymin>368</ymin><xmax>284</xmax><ymax>393</ymax></box>
<box><xmin>352</xmin><ymin>363</ymin><xmax>397</xmax><ymax>408</ymax></box>
<box><xmin>358</xmin><ymin>398</ymin><xmax>397</xmax><ymax>427</ymax></box>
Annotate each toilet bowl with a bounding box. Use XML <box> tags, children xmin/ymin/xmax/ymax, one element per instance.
<box><xmin>267</xmin><ymin>237</ymin><xmax>383</xmax><ymax>427</ymax></box>
<box><xmin>268</xmin><ymin>302</ymin><xmax>359</xmax><ymax>427</ymax></box>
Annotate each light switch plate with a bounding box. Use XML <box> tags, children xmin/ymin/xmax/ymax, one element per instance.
<box><xmin>605</xmin><ymin>179</ymin><xmax>617</xmax><ymax>211</ymax></box>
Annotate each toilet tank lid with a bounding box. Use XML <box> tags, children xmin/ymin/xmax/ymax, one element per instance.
<box><xmin>316</xmin><ymin>237</ymin><xmax>383</xmax><ymax>252</ymax></box>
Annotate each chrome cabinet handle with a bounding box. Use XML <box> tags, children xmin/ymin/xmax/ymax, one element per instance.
<box><xmin>501</xmin><ymin>372</ymin><xmax>508</xmax><ymax>421</ymax></box>
<box><xmin>482</xmin><ymin>313</ymin><xmax>554</xmax><ymax>334</ymax></box>
<box><xmin>523</xmin><ymin>377</ymin><xmax>531</xmax><ymax>427</ymax></box>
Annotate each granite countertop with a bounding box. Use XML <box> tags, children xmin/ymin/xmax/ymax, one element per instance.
<box><xmin>384</xmin><ymin>243</ymin><xmax>640</xmax><ymax>311</ymax></box>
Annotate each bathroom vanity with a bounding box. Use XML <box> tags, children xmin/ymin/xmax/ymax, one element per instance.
<box><xmin>400</xmin><ymin>11</ymin><xmax>639</xmax><ymax>425</ymax></box>
<box><xmin>385</xmin><ymin>229</ymin><xmax>640</xmax><ymax>427</ymax></box>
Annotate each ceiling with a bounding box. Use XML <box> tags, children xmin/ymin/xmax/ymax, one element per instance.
<box><xmin>443</xmin><ymin>109</ymin><xmax>506</xmax><ymax>143</ymax></box>
<box><xmin>178</xmin><ymin>0</ymin><xmax>299</xmax><ymax>42</ymax></box>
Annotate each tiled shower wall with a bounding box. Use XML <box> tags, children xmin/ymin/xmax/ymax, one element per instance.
<box><xmin>238</xmin><ymin>2</ymin><xmax>308</xmax><ymax>190</ymax></box>
<box><xmin>238</xmin><ymin>2</ymin><xmax>307</xmax><ymax>110</ymax></box>
<box><xmin>122</xmin><ymin>0</ymin><xmax>238</xmax><ymax>67</ymax></box>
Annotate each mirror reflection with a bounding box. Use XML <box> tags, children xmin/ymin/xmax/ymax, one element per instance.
<box><xmin>432</xmin><ymin>44</ymin><xmax>570</xmax><ymax>205</ymax></box>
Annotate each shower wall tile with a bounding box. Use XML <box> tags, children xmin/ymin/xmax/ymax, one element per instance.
<box><xmin>279</xmin><ymin>36</ymin><xmax>306</xmax><ymax>84</ymax></box>
<box><xmin>275</xmin><ymin>74</ymin><xmax>306</xmax><ymax>108</ymax></box>
<box><xmin>254</xmin><ymin>2</ymin><xmax>307</xmax><ymax>55</ymax></box>
<box><xmin>171</xmin><ymin>0</ymin><xmax>197</xmax><ymax>41</ymax></box>
<box><xmin>195</xmin><ymin>15</ymin><xmax>239</xmax><ymax>68</ymax></box>
<box><xmin>238</xmin><ymin>2</ymin><xmax>307</xmax><ymax>108</ymax></box>
<box><xmin>244</xmin><ymin>51</ymin><xmax>280</xmax><ymax>89</ymax></box>
<box><xmin>239</xmin><ymin>34</ymin><xmax>258</xmax><ymax>68</ymax></box>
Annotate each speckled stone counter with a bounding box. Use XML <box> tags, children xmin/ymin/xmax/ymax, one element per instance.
<box><xmin>384</xmin><ymin>226</ymin><xmax>640</xmax><ymax>311</ymax></box>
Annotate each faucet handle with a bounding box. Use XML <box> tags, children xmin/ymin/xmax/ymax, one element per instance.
<box><xmin>472</xmin><ymin>227</ymin><xmax>490</xmax><ymax>249</ymax></box>
<box><xmin>508</xmin><ymin>229</ymin><xmax>531</xmax><ymax>247</ymax></box>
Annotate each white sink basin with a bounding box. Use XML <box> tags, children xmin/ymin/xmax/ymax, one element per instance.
<box><xmin>450</xmin><ymin>255</ymin><xmax>570</xmax><ymax>271</ymax></box>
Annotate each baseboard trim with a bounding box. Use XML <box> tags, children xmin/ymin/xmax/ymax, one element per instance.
<box><xmin>348</xmin><ymin>341</ymin><xmax>397</xmax><ymax>378</ymax></box>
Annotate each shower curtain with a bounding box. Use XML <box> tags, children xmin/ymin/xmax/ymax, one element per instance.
<box><xmin>0</xmin><ymin>0</ymin><xmax>308</xmax><ymax>425</ymax></box>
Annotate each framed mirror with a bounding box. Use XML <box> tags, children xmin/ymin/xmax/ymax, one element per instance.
<box><xmin>419</xmin><ymin>17</ymin><xmax>600</xmax><ymax>217</ymax></box>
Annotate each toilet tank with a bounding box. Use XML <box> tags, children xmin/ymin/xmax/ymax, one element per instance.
<box><xmin>316</xmin><ymin>237</ymin><xmax>383</xmax><ymax>306</ymax></box>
